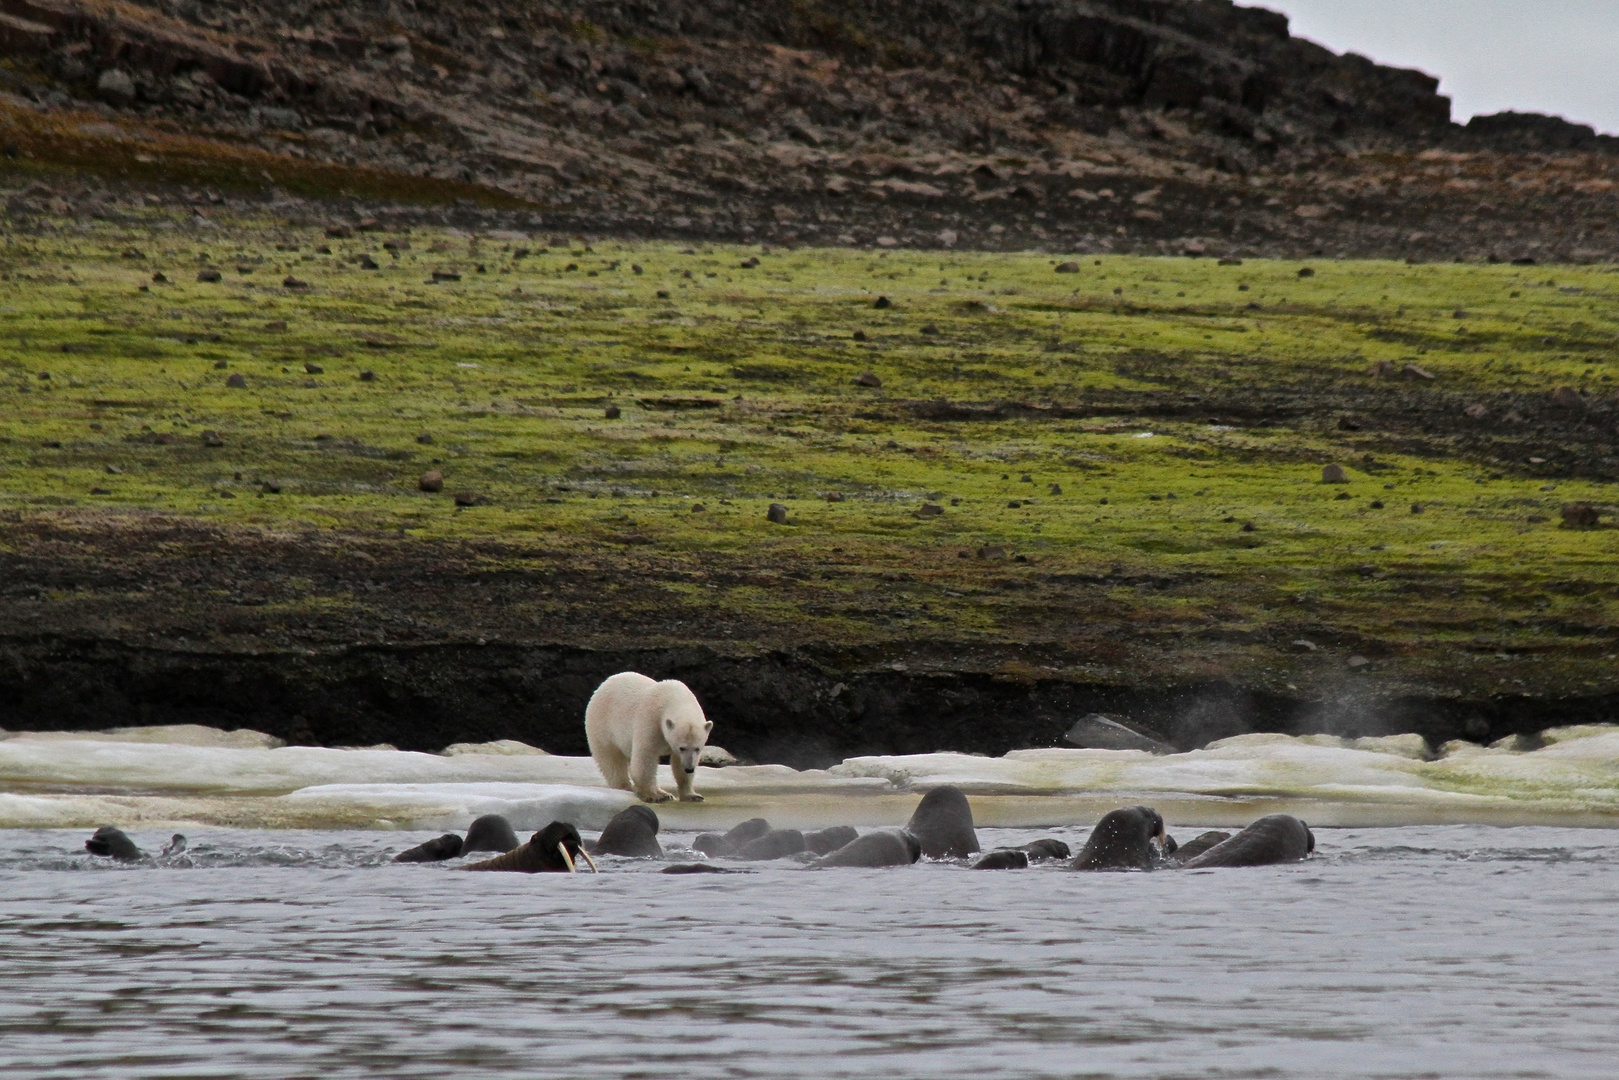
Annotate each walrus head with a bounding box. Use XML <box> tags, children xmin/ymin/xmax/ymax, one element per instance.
<box><xmin>534</xmin><ymin>821</ymin><xmax>597</xmax><ymax>873</ymax></box>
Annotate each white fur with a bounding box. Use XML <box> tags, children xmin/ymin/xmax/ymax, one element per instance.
<box><xmin>584</xmin><ymin>672</ymin><xmax>712</xmax><ymax>803</ymax></box>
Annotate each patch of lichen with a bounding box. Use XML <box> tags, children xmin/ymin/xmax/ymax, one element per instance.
<box><xmin>1</xmin><ymin>212</ymin><xmax>1617</xmax><ymax>694</ymax></box>
<box><xmin>0</xmin><ymin>99</ymin><xmax>532</xmax><ymax>207</ymax></box>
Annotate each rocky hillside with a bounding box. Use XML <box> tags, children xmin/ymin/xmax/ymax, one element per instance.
<box><xmin>2</xmin><ymin>0</ymin><xmax>1617</xmax><ymax>256</ymax></box>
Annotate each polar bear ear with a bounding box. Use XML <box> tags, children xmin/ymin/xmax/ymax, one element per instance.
<box><xmin>703</xmin><ymin>721</ymin><xmax>713</xmax><ymax>732</ymax></box>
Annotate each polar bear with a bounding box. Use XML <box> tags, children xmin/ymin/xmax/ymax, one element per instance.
<box><xmin>584</xmin><ymin>671</ymin><xmax>713</xmax><ymax>803</ymax></box>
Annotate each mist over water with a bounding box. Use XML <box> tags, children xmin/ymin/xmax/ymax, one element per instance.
<box><xmin>4</xmin><ymin>825</ymin><xmax>1619</xmax><ymax>1079</ymax></box>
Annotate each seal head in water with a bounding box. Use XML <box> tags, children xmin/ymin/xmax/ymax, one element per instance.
<box><xmin>394</xmin><ymin>834</ymin><xmax>465</xmax><ymax>863</ymax></box>
<box><xmin>1070</xmin><ymin>806</ymin><xmax>1168</xmax><ymax>871</ymax></box>
<box><xmin>1180</xmin><ymin>815</ymin><xmax>1314</xmax><ymax>868</ymax></box>
<box><xmin>85</xmin><ymin>826</ymin><xmax>143</xmax><ymax>861</ymax></box>
<box><xmin>905</xmin><ymin>785</ymin><xmax>980</xmax><ymax>859</ymax></box>
<box><xmin>591</xmin><ymin>805</ymin><xmax>663</xmax><ymax>858</ymax></box>
<box><xmin>463</xmin><ymin>814</ymin><xmax>521</xmax><ymax>854</ymax></box>
<box><xmin>811</xmin><ymin>829</ymin><xmax>922</xmax><ymax>868</ymax></box>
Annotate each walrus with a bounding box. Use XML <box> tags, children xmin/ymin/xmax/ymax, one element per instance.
<box><xmin>692</xmin><ymin>817</ymin><xmax>770</xmax><ymax>857</ymax></box>
<box><xmin>591</xmin><ymin>805</ymin><xmax>663</xmax><ymax>857</ymax></box>
<box><xmin>394</xmin><ymin>834</ymin><xmax>465</xmax><ymax>863</ymax></box>
<box><xmin>905</xmin><ymin>786</ymin><xmax>980</xmax><ymax>859</ymax></box>
<box><xmin>463</xmin><ymin>814</ymin><xmax>521</xmax><ymax>854</ymax></box>
<box><xmin>803</xmin><ymin>825</ymin><xmax>859</xmax><ymax>857</ymax></box>
<box><xmin>811</xmin><ymin>829</ymin><xmax>921</xmax><ymax>868</ymax></box>
<box><xmin>85</xmin><ymin>826</ymin><xmax>143</xmax><ymax>861</ymax></box>
<box><xmin>1017</xmin><ymin>838</ymin><xmax>1071</xmax><ymax>861</ymax></box>
<box><xmin>464</xmin><ymin>822</ymin><xmax>599</xmax><ymax>873</ymax></box>
<box><xmin>971</xmin><ymin>849</ymin><xmax>1029</xmax><ymax>870</ymax></box>
<box><xmin>1070</xmin><ymin>806</ymin><xmax>1169</xmax><ymax>871</ymax></box>
<box><xmin>1168</xmin><ymin>831</ymin><xmax>1232</xmax><ymax>864</ymax></box>
<box><xmin>159</xmin><ymin>834</ymin><xmax>187</xmax><ymax>858</ymax></box>
<box><xmin>661</xmin><ymin>863</ymin><xmax>742</xmax><ymax>874</ymax></box>
<box><xmin>735</xmin><ymin>828</ymin><xmax>807</xmax><ymax>860</ymax></box>
<box><xmin>1181</xmin><ymin>815</ymin><xmax>1314</xmax><ymax>868</ymax></box>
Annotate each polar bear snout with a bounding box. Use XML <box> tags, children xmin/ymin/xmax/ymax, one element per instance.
<box><xmin>672</xmin><ymin>744</ymin><xmax>702</xmax><ymax>775</ymax></box>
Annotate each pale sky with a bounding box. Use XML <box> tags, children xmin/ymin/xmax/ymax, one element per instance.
<box><xmin>1248</xmin><ymin>1</ymin><xmax>1619</xmax><ymax>135</ymax></box>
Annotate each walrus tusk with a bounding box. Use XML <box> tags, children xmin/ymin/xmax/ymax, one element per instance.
<box><xmin>578</xmin><ymin>848</ymin><xmax>599</xmax><ymax>873</ymax></box>
<box><xmin>557</xmin><ymin>843</ymin><xmax>576</xmax><ymax>873</ymax></box>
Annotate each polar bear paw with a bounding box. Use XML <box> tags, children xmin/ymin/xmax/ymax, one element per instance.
<box><xmin>679</xmin><ymin>793</ymin><xmax>705</xmax><ymax>803</ymax></box>
<box><xmin>641</xmin><ymin>790</ymin><xmax>674</xmax><ymax>803</ymax></box>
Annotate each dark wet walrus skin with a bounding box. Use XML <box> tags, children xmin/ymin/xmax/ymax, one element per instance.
<box><xmin>1070</xmin><ymin>806</ymin><xmax>1168</xmax><ymax>871</ymax></box>
<box><xmin>1168</xmin><ymin>831</ymin><xmax>1232</xmax><ymax>864</ymax></box>
<box><xmin>463</xmin><ymin>814</ymin><xmax>521</xmax><ymax>854</ymax></box>
<box><xmin>811</xmin><ymin>829</ymin><xmax>922</xmax><ymax>868</ymax></box>
<box><xmin>1181</xmin><ymin>816</ymin><xmax>1314</xmax><ymax>868</ymax></box>
<box><xmin>1017</xmin><ymin>839</ymin><xmax>1071</xmax><ymax>861</ymax></box>
<box><xmin>661</xmin><ymin>863</ymin><xmax>741</xmax><ymax>874</ymax></box>
<box><xmin>465</xmin><ymin>822</ymin><xmax>587</xmax><ymax>873</ymax></box>
<box><xmin>905</xmin><ymin>786</ymin><xmax>980</xmax><ymax>859</ymax></box>
<box><xmin>735</xmin><ymin>829</ymin><xmax>807</xmax><ymax>860</ymax></box>
<box><xmin>591</xmin><ymin>805</ymin><xmax>663</xmax><ymax>857</ymax></box>
<box><xmin>971</xmin><ymin>849</ymin><xmax>1030</xmax><ymax>870</ymax></box>
<box><xmin>85</xmin><ymin>826</ymin><xmax>143</xmax><ymax>861</ymax></box>
<box><xmin>803</xmin><ymin>826</ymin><xmax>859</xmax><ymax>857</ymax></box>
<box><xmin>692</xmin><ymin>817</ymin><xmax>771</xmax><ymax>857</ymax></box>
<box><xmin>394</xmin><ymin>834</ymin><xmax>465</xmax><ymax>863</ymax></box>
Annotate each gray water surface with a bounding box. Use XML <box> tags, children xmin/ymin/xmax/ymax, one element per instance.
<box><xmin>3</xmin><ymin>825</ymin><xmax>1617</xmax><ymax>1079</ymax></box>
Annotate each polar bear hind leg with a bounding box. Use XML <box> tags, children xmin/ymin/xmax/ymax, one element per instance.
<box><xmin>592</xmin><ymin>740</ymin><xmax>632</xmax><ymax>792</ymax></box>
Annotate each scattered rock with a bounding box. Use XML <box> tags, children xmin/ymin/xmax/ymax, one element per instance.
<box><xmin>1297</xmin><ymin>267</ymin><xmax>1315</xmax><ymax>278</ymax></box>
<box><xmin>766</xmin><ymin>502</ymin><xmax>788</xmax><ymax>524</ymax></box>
<box><xmin>1322</xmin><ymin>463</ymin><xmax>1349</xmax><ymax>484</ymax></box>
<box><xmin>1561</xmin><ymin>503</ymin><xmax>1601</xmax><ymax>528</ymax></box>
<box><xmin>283</xmin><ymin>276</ymin><xmax>309</xmax><ymax>289</ymax></box>
<box><xmin>358</xmin><ymin>370</ymin><xmax>375</xmax><ymax>382</ymax></box>
<box><xmin>1347</xmin><ymin>655</ymin><xmax>1371</xmax><ymax>668</ymax></box>
<box><xmin>1402</xmin><ymin>363</ymin><xmax>1436</xmax><ymax>380</ymax></box>
<box><xmin>825</xmin><ymin>492</ymin><xmax>844</xmax><ymax>503</ymax></box>
<box><xmin>419</xmin><ymin>470</ymin><xmax>444</xmax><ymax>492</ymax></box>
<box><xmin>1463</xmin><ymin>404</ymin><xmax>1489</xmax><ymax>419</ymax></box>
<box><xmin>1048</xmin><ymin>483</ymin><xmax>1062</xmax><ymax>495</ymax></box>
<box><xmin>453</xmin><ymin>492</ymin><xmax>481</xmax><ymax>507</ymax></box>
<box><xmin>96</xmin><ymin>69</ymin><xmax>135</xmax><ymax>106</ymax></box>
<box><xmin>690</xmin><ymin>502</ymin><xmax>706</xmax><ymax>512</ymax></box>
<box><xmin>1411</xmin><ymin>503</ymin><xmax>1425</xmax><ymax>514</ymax></box>
<box><xmin>325</xmin><ymin>224</ymin><xmax>352</xmax><ymax>239</ymax></box>
<box><xmin>917</xmin><ymin>503</ymin><xmax>944</xmax><ymax>517</ymax></box>
<box><xmin>201</xmin><ymin>430</ymin><xmax>224</xmax><ymax>447</ymax></box>
<box><xmin>851</xmin><ymin>330</ymin><xmax>867</xmax><ymax>342</ymax></box>
<box><xmin>873</xmin><ymin>296</ymin><xmax>891</xmax><ymax>309</ymax></box>
<box><xmin>1551</xmin><ymin>386</ymin><xmax>1585</xmax><ymax>409</ymax></box>
<box><xmin>853</xmin><ymin>371</ymin><xmax>882</xmax><ymax>387</ymax></box>
<box><xmin>197</xmin><ymin>269</ymin><xmax>222</xmax><ymax>283</ymax></box>
<box><xmin>225</xmin><ymin>373</ymin><xmax>247</xmax><ymax>388</ymax></box>
<box><xmin>304</xmin><ymin>362</ymin><xmax>324</xmax><ymax>375</ymax></box>
<box><xmin>416</xmin><ymin>434</ymin><xmax>434</xmax><ymax>445</ymax></box>
<box><xmin>1055</xmin><ymin>261</ymin><xmax>1080</xmax><ymax>273</ymax></box>
<box><xmin>977</xmin><ymin>545</ymin><xmax>1008</xmax><ymax>559</ymax></box>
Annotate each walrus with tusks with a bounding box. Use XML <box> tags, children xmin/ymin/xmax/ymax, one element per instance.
<box><xmin>1180</xmin><ymin>815</ymin><xmax>1314</xmax><ymax>868</ymax></box>
<box><xmin>1070</xmin><ymin>806</ymin><xmax>1170</xmax><ymax>871</ymax></box>
<box><xmin>590</xmin><ymin>805</ymin><xmax>663</xmax><ymax>858</ymax></box>
<box><xmin>905</xmin><ymin>786</ymin><xmax>980</xmax><ymax>859</ymax></box>
<box><xmin>464</xmin><ymin>822</ymin><xmax>598</xmax><ymax>873</ymax></box>
<box><xmin>810</xmin><ymin>829</ymin><xmax>921</xmax><ymax>868</ymax></box>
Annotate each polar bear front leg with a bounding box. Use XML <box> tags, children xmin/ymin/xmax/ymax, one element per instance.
<box><xmin>629</xmin><ymin>741</ymin><xmax>673</xmax><ymax>803</ymax></box>
<box><xmin>673</xmin><ymin>762</ymin><xmax>704</xmax><ymax>803</ymax></box>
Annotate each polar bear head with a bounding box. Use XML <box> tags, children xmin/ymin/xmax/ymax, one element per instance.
<box><xmin>658</xmin><ymin>681</ymin><xmax>713</xmax><ymax>777</ymax></box>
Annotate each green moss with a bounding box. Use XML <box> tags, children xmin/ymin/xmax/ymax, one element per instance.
<box><xmin>2</xmin><ymin>216</ymin><xmax>1617</xmax><ymax>690</ymax></box>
